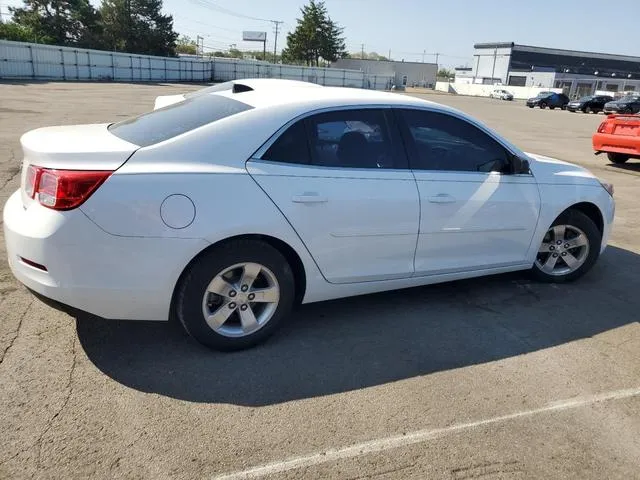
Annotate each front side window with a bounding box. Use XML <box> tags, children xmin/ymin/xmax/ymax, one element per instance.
<box><xmin>399</xmin><ymin>109</ymin><xmax>512</xmax><ymax>173</ymax></box>
<box><xmin>304</xmin><ymin>109</ymin><xmax>406</xmax><ymax>169</ymax></box>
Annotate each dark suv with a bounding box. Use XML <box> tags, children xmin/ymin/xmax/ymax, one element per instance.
<box><xmin>603</xmin><ymin>94</ymin><xmax>640</xmax><ymax>115</ymax></box>
<box><xmin>526</xmin><ymin>92</ymin><xmax>570</xmax><ymax>110</ymax></box>
<box><xmin>566</xmin><ymin>95</ymin><xmax>614</xmax><ymax>113</ymax></box>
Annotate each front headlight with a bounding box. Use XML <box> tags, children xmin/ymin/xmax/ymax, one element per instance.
<box><xmin>599</xmin><ymin>180</ymin><xmax>614</xmax><ymax>197</ymax></box>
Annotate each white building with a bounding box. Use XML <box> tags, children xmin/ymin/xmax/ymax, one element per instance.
<box><xmin>469</xmin><ymin>42</ymin><xmax>640</xmax><ymax>98</ymax></box>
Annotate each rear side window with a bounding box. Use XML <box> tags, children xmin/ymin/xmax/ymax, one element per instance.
<box><xmin>305</xmin><ymin>109</ymin><xmax>407</xmax><ymax>169</ymax></box>
<box><xmin>108</xmin><ymin>94</ymin><xmax>253</xmax><ymax>146</ymax></box>
<box><xmin>262</xmin><ymin>121</ymin><xmax>311</xmax><ymax>164</ymax></box>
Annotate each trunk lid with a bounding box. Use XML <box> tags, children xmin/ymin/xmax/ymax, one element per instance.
<box><xmin>19</xmin><ymin>123</ymin><xmax>139</xmax><ymax>206</ymax></box>
<box><xmin>609</xmin><ymin>115</ymin><xmax>640</xmax><ymax>136</ymax></box>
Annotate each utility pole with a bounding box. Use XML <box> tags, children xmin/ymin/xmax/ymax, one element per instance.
<box><xmin>490</xmin><ymin>47</ymin><xmax>497</xmax><ymax>83</ymax></box>
<box><xmin>422</xmin><ymin>50</ymin><xmax>426</xmax><ymax>63</ymax></box>
<box><xmin>435</xmin><ymin>52</ymin><xmax>440</xmax><ymax>67</ymax></box>
<box><xmin>124</xmin><ymin>0</ymin><xmax>132</xmax><ymax>50</ymax></box>
<box><xmin>271</xmin><ymin>20</ymin><xmax>283</xmax><ymax>63</ymax></box>
<box><xmin>196</xmin><ymin>35</ymin><xmax>204</xmax><ymax>57</ymax></box>
<box><xmin>361</xmin><ymin>43</ymin><xmax>365</xmax><ymax>59</ymax></box>
<box><xmin>388</xmin><ymin>49</ymin><xmax>391</xmax><ymax>61</ymax></box>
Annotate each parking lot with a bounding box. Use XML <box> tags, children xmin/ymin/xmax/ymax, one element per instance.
<box><xmin>0</xmin><ymin>82</ymin><xmax>639</xmax><ymax>480</ymax></box>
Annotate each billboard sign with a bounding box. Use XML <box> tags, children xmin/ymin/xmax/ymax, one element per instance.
<box><xmin>242</xmin><ymin>31</ymin><xmax>267</xmax><ymax>42</ymax></box>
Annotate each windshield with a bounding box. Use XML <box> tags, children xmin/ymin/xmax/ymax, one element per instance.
<box><xmin>578</xmin><ymin>96</ymin><xmax>593</xmax><ymax>102</ymax></box>
<box><xmin>536</xmin><ymin>92</ymin><xmax>552</xmax><ymax>98</ymax></box>
<box><xmin>109</xmin><ymin>94</ymin><xmax>253</xmax><ymax>146</ymax></box>
<box><xmin>618</xmin><ymin>95</ymin><xmax>640</xmax><ymax>102</ymax></box>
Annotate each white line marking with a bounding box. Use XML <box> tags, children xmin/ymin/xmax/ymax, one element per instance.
<box><xmin>213</xmin><ymin>387</ymin><xmax>640</xmax><ymax>480</ymax></box>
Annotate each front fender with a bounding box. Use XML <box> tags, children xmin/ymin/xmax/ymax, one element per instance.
<box><xmin>526</xmin><ymin>184</ymin><xmax>615</xmax><ymax>263</ymax></box>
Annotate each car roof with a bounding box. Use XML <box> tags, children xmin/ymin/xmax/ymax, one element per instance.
<box><xmin>208</xmin><ymin>79</ymin><xmax>456</xmax><ymax>115</ymax></box>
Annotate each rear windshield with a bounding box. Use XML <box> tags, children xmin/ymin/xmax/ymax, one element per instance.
<box><xmin>108</xmin><ymin>94</ymin><xmax>253</xmax><ymax>146</ymax></box>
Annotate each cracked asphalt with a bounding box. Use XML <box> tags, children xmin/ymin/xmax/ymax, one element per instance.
<box><xmin>0</xmin><ymin>83</ymin><xmax>639</xmax><ymax>479</ymax></box>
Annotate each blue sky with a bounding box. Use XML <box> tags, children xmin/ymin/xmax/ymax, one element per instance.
<box><xmin>2</xmin><ymin>0</ymin><xmax>639</xmax><ymax>67</ymax></box>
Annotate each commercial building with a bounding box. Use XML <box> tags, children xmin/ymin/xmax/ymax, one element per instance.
<box><xmin>331</xmin><ymin>58</ymin><xmax>438</xmax><ymax>89</ymax></box>
<box><xmin>469</xmin><ymin>42</ymin><xmax>640</xmax><ymax>97</ymax></box>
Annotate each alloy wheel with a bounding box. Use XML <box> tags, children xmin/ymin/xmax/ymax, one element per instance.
<box><xmin>202</xmin><ymin>262</ymin><xmax>280</xmax><ymax>338</ymax></box>
<box><xmin>535</xmin><ymin>225</ymin><xmax>590</xmax><ymax>276</ymax></box>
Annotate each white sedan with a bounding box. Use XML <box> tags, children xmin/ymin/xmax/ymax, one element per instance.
<box><xmin>4</xmin><ymin>79</ymin><xmax>615</xmax><ymax>351</ymax></box>
<box><xmin>489</xmin><ymin>89</ymin><xmax>514</xmax><ymax>101</ymax></box>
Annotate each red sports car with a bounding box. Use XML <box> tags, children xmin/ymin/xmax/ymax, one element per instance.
<box><xmin>593</xmin><ymin>114</ymin><xmax>640</xmax><ymax>164</ymax></box>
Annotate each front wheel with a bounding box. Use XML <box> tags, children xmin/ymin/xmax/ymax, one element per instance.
<box><xmin>540</xmin><ymin>102</ymin><xmax>547</xmax><ymax>109</ymax></box>
<box><xmin>607</xmin><ymin>152</ymin><xmax>629</xmax><ymax>164</ymax></box>
<box><xmin>531</xmin><ymin>210</ymin><xmax>601</xmax><ymax>283</ymax></box>
<box><xmin>176</xmin><ymin>240</ymin><xmax>295</xmax><ymax>351</ymax></box>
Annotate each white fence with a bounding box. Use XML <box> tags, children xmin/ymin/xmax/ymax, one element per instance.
<box><xmin>0</xmin><ymin>40</ymin><xmax>393</xmax><ymax>89</ymax></box>
<box><xmin>435</xmin><ymin>81</ymin><xmax>562</xmax><ymax>100</ymax></box>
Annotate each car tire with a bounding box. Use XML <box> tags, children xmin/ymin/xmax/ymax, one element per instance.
<box><xmin>540</xmin><ymin>102</ymin><xmax>547</xmax><ymax>109</ymax></box>
<box><xmin>585</xmin><ymin>106</ymin><xmax>592</xmax><ymax>113</ymax></box>
<box><xmin>531</xmin><ymin>210</ymin><xmax>601</xmax><ymax>283</ymax></box>
<box><xmin>607</xmin><ymin>152</ymin><xmax>629</xmax><ymax>164</ymax></box>
<box><xmin>176</xmin><ymin>239</ymin><xmax>295</xmax><ymax>351</ymax></box>
<box><xmin>528</xmin><ymin>105</ymin><xmax>534</xmax><ymax>108</ymax></box>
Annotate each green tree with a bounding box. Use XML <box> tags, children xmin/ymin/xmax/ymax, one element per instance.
<box><xmin>176</xmin><ymin>34</ymin><xmax>197</xmax><ymax>55</ymax></box>
<box><xmin>347</xmin><ymin>51</ymin><xmax>388</xmax><ymax>61</ymax></box>
<box><xmin>9</xmin><ymin>0</ymin><xmax>101</xmax><ymax>47</ymax></box>
<box><xmin>0</xmin><ymin>21</ymin><xmax>42</xmax><ymax>42</ymax></box>
<box><xmin>282</xmin><ymin>0</ymin><xmax>346</xmax><ymax>66</ymax></box>
<box><xmin>100</xmin><ymin>0</ymin><xmax>178</xmax><ymax>56</ymax></box>
<box><xmin>437</xmin><ymin>68</ymin><xmax>454</xmax><ymax>79</ymax></box>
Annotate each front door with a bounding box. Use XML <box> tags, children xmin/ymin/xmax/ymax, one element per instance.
<box><xmin>396</xmin><ymin>108</ymin><xmax>541</xmax><ymax>275</ymax></box>
<box><xmin>247</xmin><ymin>108</ymin><xmax>419</xmax><ymax>284</ymax></box>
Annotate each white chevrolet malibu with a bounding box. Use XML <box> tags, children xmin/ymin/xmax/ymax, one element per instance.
<box><xmin>4</xmin><ymin>79</ymin><xmax>615</xmax><ymax>351</ymax></box>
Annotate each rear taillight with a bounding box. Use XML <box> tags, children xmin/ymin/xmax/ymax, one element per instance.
<box><xmin>24</xmin><ymin>166</ymin><xmax>112</xmax><ymax>210</ymax></box>
<box><xmin>597</xmin><ymin>121</ymin><xmax>614</xmax><ymax>134</ymax></box>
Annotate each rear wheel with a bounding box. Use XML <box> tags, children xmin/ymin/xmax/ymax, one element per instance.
<box><xmin>531</xmin><ymin>210</ymin><xmax>601</xmax><ymax>283</ymax></box>
<box><xmin>585</xmin><ymin>106</ymin><xmax>592</xmax><ymax>113</ymax></box>
<box><xmin>176</xmin><ymin>240</ymin><xmax>295</xmax><ymax>351</ymax></box>
<box><xmin>540</xmin><ymin>102</ymin><xmax>547</xmax><ymax>109</ymax></box>
<box><xmin>607</xmin><ymin>152</ymin><xmax>629</xmax><ymax>164</ymax></box>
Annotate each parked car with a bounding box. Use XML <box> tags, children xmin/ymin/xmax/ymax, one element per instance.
<box><xmin>526</xmin><ymin>92</ymin><xmax>570</xmax><ymax>110</ymax></box>
<box><xmin>489</xmin><ymin>89</ymin><xmax>514</xmax><ymax>101</ymax></box>
<box><xmin>4</xmin><ymin>80</ymin><xmax>615</xmax><ymax>351</ymax></box>
<box><xmin>593</xmin><ymin>114</ymin><xmax>640</xmax><ymax>164</ymax></box>
<box><xmin>566</xmin><ymin>95</ymin><xmax>614</xmax><ymax>113</ymax></box>
<box><xmin>603</xmin><ymin>94</ymin><xmax>640</xmax><ymax>115</ymax></box>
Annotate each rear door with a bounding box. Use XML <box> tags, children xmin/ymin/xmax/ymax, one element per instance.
<box><xmin>247</xmin><ymin>108</ymin><xmax>420</xmax><ymax>284</ymax></box>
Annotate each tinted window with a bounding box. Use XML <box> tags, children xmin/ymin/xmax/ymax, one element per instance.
<box><xmin>262</xmin><ymin>121</ymin><xmax>310</xmax><ymax>164</ymax></box>
<box><xmin>109</xmin><ymin>94</ymin><xmax>253</xmax><ymax>146</ymax></box>
<box><xmin>304</xmin><ymin>109</ymin><xmax>405</xmax><ymax>169</ymax></box>
<box><xmin>400</xmin><ymin>109</ymin><xmax>511</xmax><ymax>173</ymax></box>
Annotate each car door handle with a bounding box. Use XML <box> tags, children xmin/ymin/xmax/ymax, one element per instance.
<box><xmin>427</xmin><ymin>194</ymin><xmax>456</xmax><ymax>204</ymax></box>
<box><xmin>292</xmin><ymin>193</ymin><xmax>328</xmax><ymax>204</ymax></box>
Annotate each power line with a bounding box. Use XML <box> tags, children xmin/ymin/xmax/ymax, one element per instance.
<box><xmin>186</xmin><ymin>0</ymin><xmax>279</xmax><ymax>23</ymax></box>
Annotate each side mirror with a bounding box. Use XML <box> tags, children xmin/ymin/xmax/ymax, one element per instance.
<box><xmin>511</xmin><ymin>155</ymin><xmax>530</xmax><ymax>174</ymax></box>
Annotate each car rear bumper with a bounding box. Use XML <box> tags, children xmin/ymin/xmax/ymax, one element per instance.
<box><xmin>593</xmin><ymin>133</ymin><xmax>640</xmax><ymax>157</ymax></box>
<box><xmin>3</xmin><ymin>190</ymin><xmax>208</xmax><ymax>320</ymax></box>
